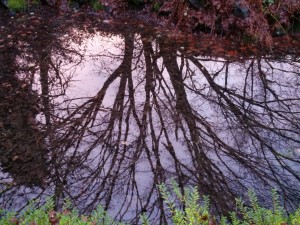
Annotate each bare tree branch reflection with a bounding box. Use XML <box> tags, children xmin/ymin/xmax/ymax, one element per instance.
<box><xmin>1</xmin><ymin>22</ymin><xmax>300</xmax><ymax>224</ymax></box>
<box><xmin>0</xmin><ymin>40</ymin><xmax>48</xmax><ymax>188</ymax></box>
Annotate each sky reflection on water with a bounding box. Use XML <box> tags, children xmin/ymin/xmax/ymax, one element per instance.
<box><xmin>0</xmin><ymin>21</ymin><xmax>300</xmax><ymax>223</ymax></box>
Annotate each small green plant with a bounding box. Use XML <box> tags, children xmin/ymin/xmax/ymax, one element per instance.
<box><xmin>1</xmin><ymin>186</ymin><xmax>300</xmax><ymax>224</ymax></box>
<box><xmin>7</xmin><ymin>0</ymin><xmax>26</xmax><ymax>11</ymax></box>
<box><xmin>231</xmin><ymin>189</ymin><xmax>287</xmax><ymax>225</ymax></box>
<box><xmin>141</xmin><ymin>213</ymin><xmax>149</xmax><ymax>225</ymax></box>
<box><xmin>152</xmin><ymin>2</ymin><xmax>161</xmax><ymax>12</ymax></box>
<box><xmin>263</xmin><ymin>0</ymin><xmax>275</xmax><ymax>6</ymax></box>
<box><xmin>158</xmin><ymin>181</ymin><xmax>300</xmax><ymax>225</ymax></box>
<box><xmin>0</xmin><ymin>198</ymin><xmax>127</xmax><ymax>225</ymax></box>
<box><xmin>230</xmin><ymin>189</ymin><xmax>300</xmax><ymax>224</ymax></box>
<box><xmin>158</xmin><ymin>180</ymin><xmax>212</xmax><ymax>225</ymax></box>
<box><xmin>91</xmin><ymin>0</ymin><xmax>103</xmax><ymax>11</ymax></box>
<box><xmin>291</xmin><ymin>208</ymin><xmax>300</xmax><ymax>225</ymax></box>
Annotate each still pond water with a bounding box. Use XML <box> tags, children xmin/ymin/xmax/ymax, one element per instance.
<box><xmin>0</xmin><ymin>16</ymin><xmax>300</xmax><ymax>224</ymax></box>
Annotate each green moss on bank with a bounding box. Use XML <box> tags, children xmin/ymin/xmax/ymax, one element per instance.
<box><xmin>7</xmin><ymin>0</ymin><xmax>26</xmax><ymax>11</ymax></box>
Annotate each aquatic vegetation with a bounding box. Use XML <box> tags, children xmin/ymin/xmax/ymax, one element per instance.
<box><xmin>0</xmin><ymin>198</ymin><xmax>127</xmax><ymax>225</ymax></box>
<box><xmin>158</xmin><ymin>182</ymin><xmax>300</xmax><ymax>225</ymax></box>
<box><xmin>158</xmin><ymin>181</ymin><xmax>211</xmax><ymax>225</ymax></box>
<box><xmin>1</xmin><ymin>184</ymin><xmax>300</xmax><ymax>224</ymax></box>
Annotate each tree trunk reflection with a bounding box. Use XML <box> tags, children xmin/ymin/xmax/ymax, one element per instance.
<box><xmin>0</xmin><ymin>23</ymin><xmax>300</xmax><ymax>223</ymax></box>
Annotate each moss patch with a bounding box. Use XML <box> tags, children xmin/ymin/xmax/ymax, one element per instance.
<box><xmin>7</xmin><ymin>0</ymin><xmax>26</xmax><ymax>11</ymax></box>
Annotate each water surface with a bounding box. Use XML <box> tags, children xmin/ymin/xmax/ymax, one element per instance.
<box><xmin>0</xmin><ymin>16</ymin><xmax>300</xmax><ymax>224</ymax></box>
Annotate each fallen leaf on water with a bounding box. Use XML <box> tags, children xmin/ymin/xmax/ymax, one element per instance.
<box><xmin>120</xmin><ymin>141</ymin><xmax>128</xmax><ymax>146</ymax></box>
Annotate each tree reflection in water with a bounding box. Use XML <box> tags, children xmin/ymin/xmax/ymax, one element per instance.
<box><xmin>0</xmin><ymin>22</ymin><xmax>300</xmax><ymax>224</ymax></box>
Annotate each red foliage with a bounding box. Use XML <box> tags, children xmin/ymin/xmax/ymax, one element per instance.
<box><xmin>151</xmin><ymin>0</ymin><xmax>300</xmax><ymax>45</ymax></box>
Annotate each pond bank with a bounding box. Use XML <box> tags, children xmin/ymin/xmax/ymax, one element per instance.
<box><xmin>1</xmin><ymin>0</ymin><xmax>300</xmax><ymax>46</ymax></box>
<box><xmin>1</xmin><ymin>7</ymin><xmax>300</xmax><ymax>57</ymax></box>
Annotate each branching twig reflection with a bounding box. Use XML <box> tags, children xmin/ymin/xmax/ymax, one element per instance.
<box><xmin>1</xmin><ymin>23</ymin><xmax>300</xmax><ymax>224</ymax></box>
